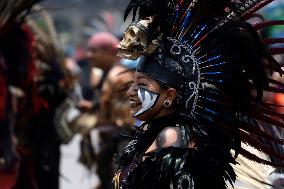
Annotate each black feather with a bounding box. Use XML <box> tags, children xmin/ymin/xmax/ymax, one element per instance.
<box><xmin>127</xmin><ymin>145</ymin><xmax>236</xmax><ymax>189</ymax></box>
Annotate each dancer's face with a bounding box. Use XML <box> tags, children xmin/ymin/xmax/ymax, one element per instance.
<box><xmin>127</xmin><ymin>71</ymin><xmax>176</xmax><ymax>121</ymax></box>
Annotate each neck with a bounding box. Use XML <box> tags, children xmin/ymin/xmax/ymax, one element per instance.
<box><xmin>155</xmin><ymin>109</ymin><xmax>174</xmax><ymax>119</ymax></box>
<box><xmin>145</xmin><ymin>112</ymin><xmax>176</xmax><ymax>131</ymax></box>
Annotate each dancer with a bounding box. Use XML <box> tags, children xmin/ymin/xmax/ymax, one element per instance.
<box><xmin>114</xmin><ymin>0</ymin><xmax>284</xmax><ymax>188</ymax></box>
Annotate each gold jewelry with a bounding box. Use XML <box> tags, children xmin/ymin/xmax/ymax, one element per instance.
<box><xmin>113</xmin><ymin>170</ymin><xmax>121</xmax><ymax>189</ymax></box>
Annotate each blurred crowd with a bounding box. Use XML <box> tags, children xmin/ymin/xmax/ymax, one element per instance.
<box><xmin>0</xmin><ymin>1</ymin><xmax>283</xmax><ymax>189</ymax></box>
<box><xmin>0</xmin><ymin>1</ymin><xmax>138</xmax><ymax>189</ymax></box>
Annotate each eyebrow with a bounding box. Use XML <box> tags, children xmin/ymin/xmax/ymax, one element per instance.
<box><xmin>137</xmin><ymin>76</ymin><xmax>150</xmax><ymax>80</ymax></box>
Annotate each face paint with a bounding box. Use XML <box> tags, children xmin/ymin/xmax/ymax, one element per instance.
<box><xmin>134</xmin><ymin>88</ymin><xmax>159</xmax><ymax>117</ymax></box>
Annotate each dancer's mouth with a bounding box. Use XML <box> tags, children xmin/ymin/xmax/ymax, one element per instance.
<box><xmin>129</xmin><ymin>99</ymin><xmax>141</xmax><ymax>108</ymax></box>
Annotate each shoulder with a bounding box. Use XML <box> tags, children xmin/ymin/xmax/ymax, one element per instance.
<box><xmin>147</xmin><ymin>126</ymin><xmax>190</xmax><ymax>152</ymax></box>
<box><xmin>156</xmin><ymin>126</ymin><xmax>183</xmax><ymax>148</ymax></box>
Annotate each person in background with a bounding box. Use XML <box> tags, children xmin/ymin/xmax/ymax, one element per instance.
<box><xmin>11</xmin><ymin>5</ymin><xmax>71</xmax><ymax>189</ymax></box>
<box><xmin>78</xmin><ymin>32</ymin><xmax>135</xmax><ymax>189</ymax></box>
<box><xmin>0</xmin><ymin>1</ymin><xmax>44</xmax><ymax>188</ymax></box>
<box><xmin>94</xmin><ymin>65</ymin><xmax>134</xmax><ymax>189</ymax></box>
<box><xmin>79</xmin><ymin>32</ymin><xmax>120</xmax><ymax>111</ymax></box>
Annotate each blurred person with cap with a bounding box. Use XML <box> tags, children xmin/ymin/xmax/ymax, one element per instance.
<box><xmin>87</xmin><ymin>32</ymin><xmax>120</xmax><ymax>72</ymax></box>
<box><xmin>79</xmin><ymin>32</ymin><xmax>120</xmax><ymax>111</ymax></box>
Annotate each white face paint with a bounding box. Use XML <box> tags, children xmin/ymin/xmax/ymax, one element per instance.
<box><xmin>134</xmin><ymin>88</ymin><xmax>159</xmax><ymax>117</ymax></box>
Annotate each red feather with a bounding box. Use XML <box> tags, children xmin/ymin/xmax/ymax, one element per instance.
<box><xmin>21</xmin><ymin>24</ymin><xmax>48</xmax><ymax>114</ymax></box>
<box><xmin>242</xmin><ymin>0</ymin><xmax>274</xmax><ymax>20</ymax></box>
<box><xmin>0</xmin><ymin>75</ymin><xmax>7</xmax><ymax>121</ymax></box>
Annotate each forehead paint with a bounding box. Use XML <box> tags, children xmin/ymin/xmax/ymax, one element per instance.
<box><xmin>134</xmin><ymin>88</ymin><xmax>159</xmax><ymax>117</ymax></box>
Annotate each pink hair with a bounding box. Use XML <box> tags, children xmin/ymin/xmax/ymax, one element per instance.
<box><xmin>88</xmin><ymin>32</ymin><xmax>119</xmax><ymax>51</ymax></box>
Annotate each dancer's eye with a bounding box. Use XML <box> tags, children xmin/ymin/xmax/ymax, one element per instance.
<box><xmin>138</xmin><ymin>82</ymin><xmax>147</xmax><ymax>87</ymax></box>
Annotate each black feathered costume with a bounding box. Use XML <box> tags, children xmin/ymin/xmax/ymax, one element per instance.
<box><xmin>115</xmin><ymin>0</ymin><xmax>284</xmax><ymax>188</ymax></box>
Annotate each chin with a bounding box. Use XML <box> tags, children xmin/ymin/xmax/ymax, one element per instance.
<box><xmin>130</xmin><ymin>108</ymin><xmax>139</xmax><ymax>118</ymax></box>
<box><xmin>132</xmin><ymin>113</ymin><xmax>148</xmax><ymax>122</ymax></box>
<box><xmin>130</xmin><ymin>107</ymin><xmax>154</xmax><ymax>121</ymax></box>
<box><xmin>130</xmin><ymin>110</ymin><xmax>135</xmax><ymax>117</ymax></box>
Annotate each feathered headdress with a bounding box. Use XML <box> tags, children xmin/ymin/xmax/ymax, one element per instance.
<box><xmin>118</xmin><ymin>0</ymin><xmax>284</xmax><ymax>180</ymax></box>
<box><xmin>0</xmin><ymin>0</ymin><xmax>41</xmax><ymax>36</ymax></box>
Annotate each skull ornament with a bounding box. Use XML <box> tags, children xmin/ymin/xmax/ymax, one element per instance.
<box><xmin>117</xmin><ymin>17</ymin><xmax>162</xmax><ymax>60</ymax></box>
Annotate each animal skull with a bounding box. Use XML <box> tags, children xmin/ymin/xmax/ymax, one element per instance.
<box><xmin>117</xmin><ymin>17</ymin><xmax>161</xmax><ymax>60</ymax></box>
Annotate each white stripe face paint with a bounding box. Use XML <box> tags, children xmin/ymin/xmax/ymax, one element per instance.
<box><xmin>134</xmin><ymin>88</ymin><xmax>159</xmax><ymax>117</ymax></box>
